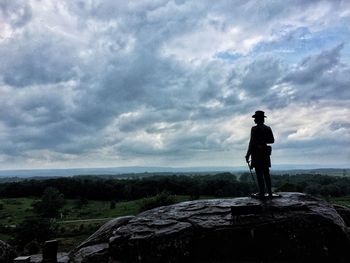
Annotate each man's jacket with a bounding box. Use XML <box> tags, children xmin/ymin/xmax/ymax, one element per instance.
<box><xmin>247</xmin><ymin>124</ymin><xmax>274</xmax><ymax>168</ymax></box>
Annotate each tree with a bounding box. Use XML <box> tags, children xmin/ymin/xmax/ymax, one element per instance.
<box><xmin>33</xmin><ymin>187</ymin><xmax>64</xmax><ymax>218</ymax></box>
<box><xmin>110</xmin><ymin>200</ymin><xmax>116</xmax><ymax>209</ymax></box>
<box><xmin>239</xmin><ymin>173</ymin><xmax>251</xmax><ymax>183</ymax></box>
<box><xmin>12</xmin><ymin>217</ymin><xmax>57</xmax><ymax>251</ymax></box>
<box><xmin>139</xmin><ymin>191</ymin><xmax>176</xmax><ymax>212</ymax></box>
<box><xmin>75</xmin><ymin>196</ymin><xmax>88</xmax><ymax>209</ymax></box>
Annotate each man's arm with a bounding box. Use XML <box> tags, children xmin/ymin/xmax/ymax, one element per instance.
<box><xmin>266</xmin><ymin>126</ymin><xmax>274</xmax><ymax>144</ymax></box>
<box><xmin>245</xmin><ymin>128</ymin><xmax>253</xmax><ymax>162</ymax></box>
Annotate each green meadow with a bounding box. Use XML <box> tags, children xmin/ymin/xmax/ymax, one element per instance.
<box><xmin>0</xmin><ymin>195</ymin><xmax>201</xmax><ymax>250</ymax></box>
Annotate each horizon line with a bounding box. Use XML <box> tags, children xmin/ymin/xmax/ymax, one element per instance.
<box><xmin>0</xmin><ymin>164</ymin><xmax>349</xmax><ymax>172</ymax></box>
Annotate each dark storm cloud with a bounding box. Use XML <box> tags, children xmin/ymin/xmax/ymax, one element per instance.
<box><xmin>240</xmin><ymin>56</ymin><xmax>285</xmax><ymax>96</ymax></box>
<box><xmin>0</xmin><ymin>0</ymin><xmax>32</xmax><ymax>28</ymax></box>
<box><xmin>0</xmin><ymin>32</ymin><xmax>77</xmax><ymax>87</ymax></box>
<box><xmin>277</xmin><ymin>44</ymin><xmax>350</xmax><ymax>102</ymax></box>
<box><xmin>0</xmin><ymin>84</ymin><xmax>87</xmax><ymax>156</ymax></box>
<box><xmin>283</xmin><ymin>44</ymin><xmax>343</xmax><ymax>85</ymax></box>
<box><xmin>223</xmin><ymin>44</ymin><xmax>350</xmax><ymax>112</ymax></box>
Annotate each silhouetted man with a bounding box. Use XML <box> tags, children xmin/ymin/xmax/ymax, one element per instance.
<box><xmin>245</xmin><ymin>110</ymin><xmax>274</xmax><ymax>198</ymax></box>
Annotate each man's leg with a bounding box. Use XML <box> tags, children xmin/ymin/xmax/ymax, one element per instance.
<box><xmin>255</xmin><ymin>167</ymin><xmax>265</xmax><ymax>197</ymax></box>
<box><xmin>263</xmin><ymin>167</ymin><xmax>272</xmax><ymax>196</ymax></box>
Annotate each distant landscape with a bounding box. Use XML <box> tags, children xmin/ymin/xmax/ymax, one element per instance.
<box><xmin>1</xmin><ymin>168</ymin><xmax>349</xmax><ymax>254</ymax></box>
<box><xmin>0</xmin><ymin>165</ymin><xmax>348</xmax><ymax>178</ymax></box>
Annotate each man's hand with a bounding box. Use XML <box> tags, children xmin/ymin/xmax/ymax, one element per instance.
<box><xmin>245</xmin><ymin>155</ymin><xmax>250</xmax><ymax>163</ymax></box>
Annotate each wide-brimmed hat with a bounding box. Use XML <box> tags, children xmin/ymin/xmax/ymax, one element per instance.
<box><xmin>252</xmin><ymin>110</ymin><xmax>266</xmax><ymax>118</ymax></box>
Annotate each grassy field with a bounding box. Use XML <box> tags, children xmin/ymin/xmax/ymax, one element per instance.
<box><xmin>329</xmin><ymin>196</ymin><xmax>350</xmax><ymax>207</ymax></box>
<box><xmin>0</xmin><ymin>195</ymin><xmax>211</xmax><ymax>226</ymax></box>
<box><xmin>0</xmin><ymin>195</ymin><xmax>201</xmax><ymax>250</ymax></box>
<box><xmin>0</xmin><ymin>198</ymin><xmax>37</xmax><ymax>226</ymax></box>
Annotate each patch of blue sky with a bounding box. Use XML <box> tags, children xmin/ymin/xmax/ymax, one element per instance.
<box><xmin>252</xmin><ymin>25</ymin><xmax>350</xmax><ymax>64</ymax></box>
<box><xmin>215</xmin><ymin>51</ymin><xmax>242</xmax><ymax>63</ymax></box>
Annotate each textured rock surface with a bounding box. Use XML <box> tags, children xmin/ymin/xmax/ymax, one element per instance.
<box><xmin>109</xmin><ymin>192</ymin><xmax>350</xmax><ymax>263</ymax></box>
<box><xmin>333</xmin><ymin>204</ymin><xmax>350</xmax><ymax>227</ymax></box>
<box><xmin>69</xmin><ymin>192</ymin><xmax>350</xmax><ymax>263</ymax></box>
<box><xmin>69</xmin><ymin>216</ymin><xmax>134</xmax><ymax>263</ymax></box>
<box><xmin>69</xmin><ymin>243</ymin><xmax>108</xmax><ymax>263</ymax></box>
<box><xmin>29</xmin><ymin>252</ymin><xmax>69</xmax><ymax>263</ymax></box>
<box><xmin>0</xmin><ymin>240</ymin><xmax>16</xmax><ymax>263</ymax></box>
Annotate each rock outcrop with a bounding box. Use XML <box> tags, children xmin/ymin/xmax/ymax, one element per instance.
<box><xmin>29</xmin><ymin>252</ymin><xmax>69</xmax><ymax>263</ymax></box>
<box><xmin>69</xmin><ymin>216</ymin><xmax>134</xmax><ymax>263</ymax></box>
<box><xmin>70</xmin><ymin>192</ymin><xmax>350</xmax><ymax>263</ymax></box>
<box><xmin>0</xmin><ymin>240</ymin><xmax>16</xmax><ymax>263</ymax></box>
<box><xmin>333</xmin><ymin>204</ymin><xmax>350</xmax><ymax>227</ymax></box>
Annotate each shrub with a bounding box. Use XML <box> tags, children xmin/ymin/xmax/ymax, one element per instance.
<box><xmin>75</xmin><ymin>196</ymin><xmax>88</xmax><ymax>208</ymax></box>
<box><xmin>110</xmin><ymin>200</ymin><xmax>116</xmax><ymax>209</ymax></box>
<box><xmin>12</xmin><ymin>217</ymin><xmax>57</xmax><ymax>251</ymax></box>
<box><xmin>33</xmin><ymin>187</ymin><xmax>64</xmax><ymax>218</ymax></box>
<box><xmin>139</xmin><ymin>191</ymin><xmax>176</xmax><ymax>212</ymax></box>
<box><xmin>23</xmin><ymin>239</ymin><xmax>40</xmax><ymax>255</ymax></box>
<box><xmin>275</xmin><ymin>183</ymin><xmax>303</xmax><ymax>192</ymax></box>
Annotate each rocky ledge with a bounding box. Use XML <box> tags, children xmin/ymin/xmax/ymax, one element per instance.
<box><xmin>70</xmin><ymin>192</ymin><xmax>350</xmax><ymax>263</ymax></box>
<box><xmin>0</xmin><ymin>240</ymin><xmax>16</xmax><ymax>263</ymax></box>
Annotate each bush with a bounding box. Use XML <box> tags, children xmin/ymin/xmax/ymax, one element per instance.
<box><xmin>12</xmin><ymin>217</ymin><xmax>57</xmax><ymax>251</ymax></box>
<box><xmin>75</xmin><ymin>196</ymin><xmax>88</xmax><ymax>209</ymax></box>
<box><xmin>23</xmin><ymin>239</ymin><xmax>40</xmax><ymax>255</ymax></box>
<box><xmin>139</xmin><ymin>191</ymin><xmax>176</xmax><ymax>212</ymax></box>
<box><xmin>190</xmin><ymin>193</ymin><xmax>200</xmax><ymax>200</ymax></box>
<box><xmin>110</xmin><ymin>200</ymin><xmax>116</xmax><ymax>209</ymax></box>
<box><xmin>33</xmin><ymin>187</ymin><xmax>64</xmax><ymax>218</ymax></box>
<box><xmin>275</xmin><ymin>183</ymin><xmax>303</xmax><ymax>192</ymax></box>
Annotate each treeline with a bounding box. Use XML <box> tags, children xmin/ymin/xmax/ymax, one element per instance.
<box><xmin>0</xmin><ymin>173</ymin><xmax>350</xmax><ymax>200</ymax></box>
<box><xmin>0</xmin><ymin>173</ymin><xmax>254</xmax><ymax>200</ymax></box>
<box><xmin>272</xmin><ymin>173</ymin><xmax>350</xmax><ymax>197</ymax></box>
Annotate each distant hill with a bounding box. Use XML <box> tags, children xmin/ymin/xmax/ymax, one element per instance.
<box><xmin>0</xmin><ymin>165</ymin><xmax>348</xmax><ymax>178</ymax></box>
<box><xmin>0</xmin><ymin>166</ymin><xmax>237</xmax><ymax>178</ymax></box>
<box><xmin>271</xmin><ymin>168</ymin><xmax>349</xmax><ymax>176</ymax></box>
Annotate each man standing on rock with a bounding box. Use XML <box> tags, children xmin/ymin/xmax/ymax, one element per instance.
<box><xmin>245</xmin><ymin>110</ymin><xmax>274</xmax><ymax>198</ymax></box>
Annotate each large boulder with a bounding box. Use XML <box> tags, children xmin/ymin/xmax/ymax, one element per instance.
<box><xmin>109</xmin><ymin>192</ymin><xmax>350</xmax><ymax>262</ymax></box>
<box><xmin>29</xmin><ymin>252</ymin><xmax>69</xmax><ymax>263</ymax></box>
<box><xmin>0</xmin><ymin>240</ymin><xmax>16</xmax><ymax>263</ymax></box>
<box><xmin>70</xmin><ymin>192</ymin><xmax>350</xmax><ymax>262</ymax></box>
<box><xmin>333</xmin><ymin>204</ymin><xmax>350</xmax><ymax>227</ymax></box>
<box><xmin>69</xmin><ymin>216</ymin><xmax>134</xmax><ymax>263</ymax></box>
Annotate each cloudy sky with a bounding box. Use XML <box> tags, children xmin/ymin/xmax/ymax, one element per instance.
<box><xmin>0</xmin><ymin>0</ymin><xmax>349</xmax><ymax>169</ymax></box>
